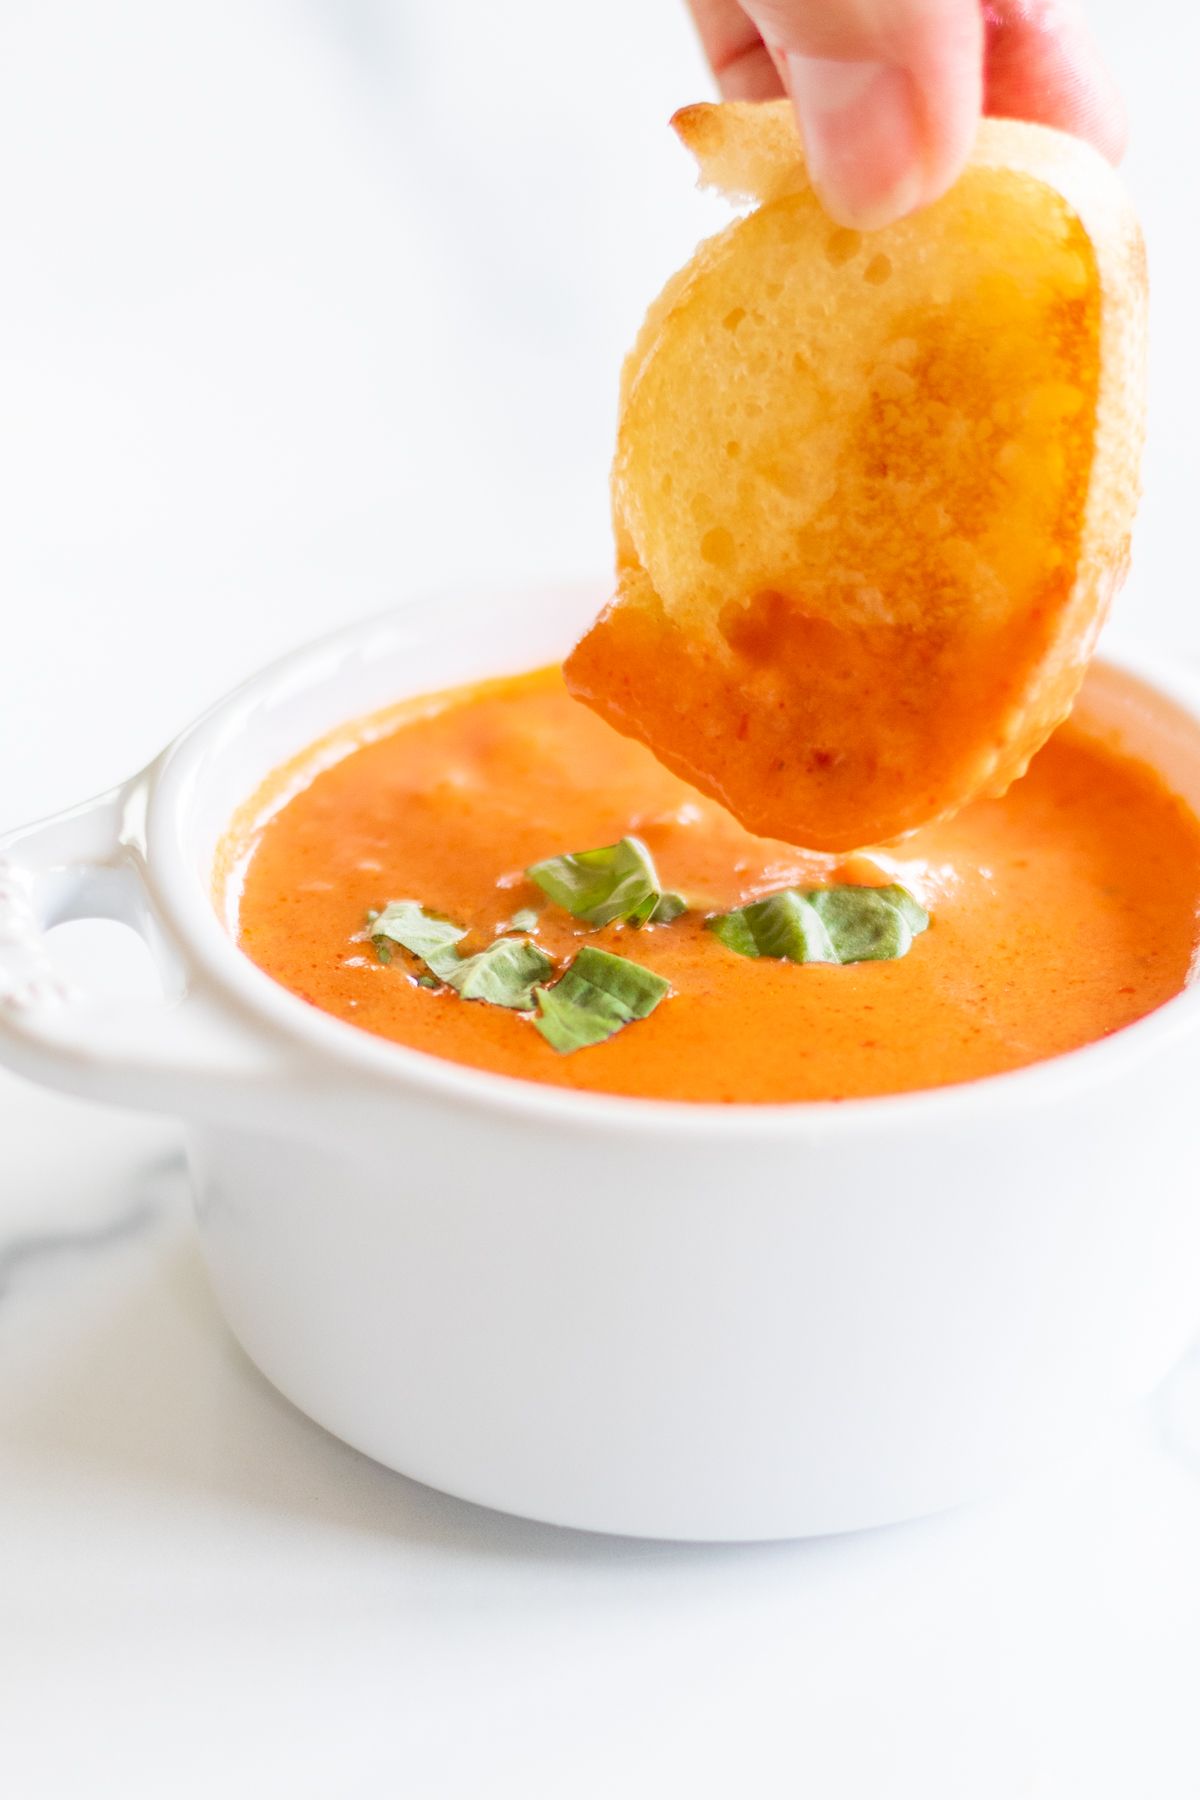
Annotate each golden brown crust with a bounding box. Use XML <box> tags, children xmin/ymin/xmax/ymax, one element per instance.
<box><xmin>566</xmin><ymin>101</ymin><xmax>1147</xmax><ymax>851</ymax></box>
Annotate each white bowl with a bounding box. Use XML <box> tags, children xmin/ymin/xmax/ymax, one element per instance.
<box><xmin>3</xmin><ymin>582</ymin><xmax>1200</xmax><ymax>1541</ymax></box>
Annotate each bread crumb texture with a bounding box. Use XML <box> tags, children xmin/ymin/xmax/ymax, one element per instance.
<box><xmin>566</xmin><ymin>101</ymin><xmax>1147</xmax><ymax>851</ymax></box>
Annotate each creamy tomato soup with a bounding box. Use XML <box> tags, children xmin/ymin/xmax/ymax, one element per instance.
<box><xmin>231</xmin><ymin>667</ymin><xmax>1200</xmax><ymax>1104</ymax></box>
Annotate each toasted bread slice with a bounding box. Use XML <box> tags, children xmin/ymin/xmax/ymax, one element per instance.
<box><xmin>566</xmin><ymin>101</ymin><xmax>1146</xmax><ymax>851</ymax></box>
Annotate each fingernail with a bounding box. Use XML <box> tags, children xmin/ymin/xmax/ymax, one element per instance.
<box><xmin>784</xmin><ymin>54</ymin><xmax>925</xmax><ymax>231</ymax></box>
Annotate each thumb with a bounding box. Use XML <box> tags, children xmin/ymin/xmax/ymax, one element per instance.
<box><xmin>742</xmin><ymin>0</ymin><xmax>985</xmax><ymax>230</ymax></box>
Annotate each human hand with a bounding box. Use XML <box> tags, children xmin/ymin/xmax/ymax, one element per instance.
<box><xmin>685</xmin><ymin>1</ymin><xmax>1126</xmax><ymax>229</ymax></box>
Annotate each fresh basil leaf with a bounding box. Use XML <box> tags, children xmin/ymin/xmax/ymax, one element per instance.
<box><xmin>371</xmin><ymin>900</ymin><xmax>554</xmax><ymax>1006</ymax></box>
<box><xmin>875</xmin><ymin>884</ymin><xmax>930</xmax><ymax>933</ymax></box>
<box><xmin>708</xmin><ymin>883</ymin><xmax>928</xmax><ymax>966</ymax></box>
<box><xmin>507</xmin><ymin>907</ymin><xmax>540</xmax><ymax>933</ymax></box>
<box><xmin>707</xmin><ymin>889</ymin><xmax>836</xmax><ymax>963</ymax></box>
<box><xmin>651</xmin><ymin>891</ymin><xmax>688</xmax><ymax>925</ymax></box>
<box><xmin>533</xmin><ymin>945</ymin><xmax>670</xmax><ymax>1054</ymax></box>
<box><xmin>527</xmin><ymin>836</ymin><xmax>686</xmax><ymax>928</ymax></box>
<box><xmin>371</xmin><ymin>901</ymin><xmax>466</xmax><ymax>978</ymax></box>
<box><xmin>442</xmin><ymin>937</ymin><xmax>555</xmax><ymax>1010</ymax></box>
<box><xmin>807</xmin><ymin>884</ymin><xmax>928</xmax><ymax>962</ymax></box>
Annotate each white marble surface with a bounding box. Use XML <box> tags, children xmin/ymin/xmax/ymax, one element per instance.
<box><xmin>2</xmin><ymin>2</ymin><xmax>1200</xmax><ymax>1794</ymax></box>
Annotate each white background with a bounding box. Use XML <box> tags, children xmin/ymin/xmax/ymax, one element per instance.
<box><xmin>1</xmin><ymin>4</ymin><xmax>1198</xmax><ymax>1795</ymax></box>
<box><xmin>0</xmin><ymin>0</ymin><xmax>1196</xmax><ymax>822</ymax></box>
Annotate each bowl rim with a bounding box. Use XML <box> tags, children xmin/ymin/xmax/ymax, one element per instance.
<box><xmin>144</xmin><ymin>593</ymin><xmax>1200</xmax><ymax>1142</ymax></box>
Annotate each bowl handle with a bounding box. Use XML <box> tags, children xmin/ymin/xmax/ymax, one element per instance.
<box><xmin>0</xmin><ymin>781</ymin><xmax>293</xmax><ymax>1118</ymax></box>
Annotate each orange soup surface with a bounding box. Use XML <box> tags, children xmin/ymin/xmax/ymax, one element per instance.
<box><xmin>233</xmin><ymin>667</ymin><xmax>1200</xmax><ymax>1104</ymax></box>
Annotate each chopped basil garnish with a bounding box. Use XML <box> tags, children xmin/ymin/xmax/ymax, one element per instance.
<box><xmin>533</xmin><ymin>945</ymin><xmax>670</xmax><ymax>1054</ymax></box>
<box><xmin>708</xmin><ymin>889</ymin><xmax>835</xmax><ymax>962</ymax></box>
<box><xmin>808</xmin><ymin>884</ymin><xmax>929</xmax><ymax>962</ymax></box>
<box><xmin>370</xmin><ymin>900</ymin><xmax>553</xmax><ymax>1007</ymax></box>
<box><xmin>370</xmin><ymin>901</ymin><xmax>466</xmax><ymax>978</ymax></box>
<box><xmin>647</xmin><ymin>889</ymin><xmax>688</xmax><ymax>924</ymax></box>
<box><xmin>367</xmin><ymin>876</ymin><xmax>925</xmax><ymax>1051</ymax></box>
<box><xmin>527</xmin><ymin>836</ymin><xmax>686</xmax><ymax>928</ymax></box>
<box><xmin>708</xmin><ymin>883</ymin><xmax>928</xmax><ymax>965</ymax></box>
<box><xmin>869</xmin><ymin>885</ymin><xmax>930</xmax><ymax>933</ymax></box>
<box><xmin>442</xmin><ymin>937</ymin><xmax>555</xmax><ymax>1009</ymax></box>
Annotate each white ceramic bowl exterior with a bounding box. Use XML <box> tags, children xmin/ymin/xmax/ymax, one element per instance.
<box><xmin>2</xmin><ymin>584</ymin><xmax>1200</xmax><ymax>1541</ymax></box>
